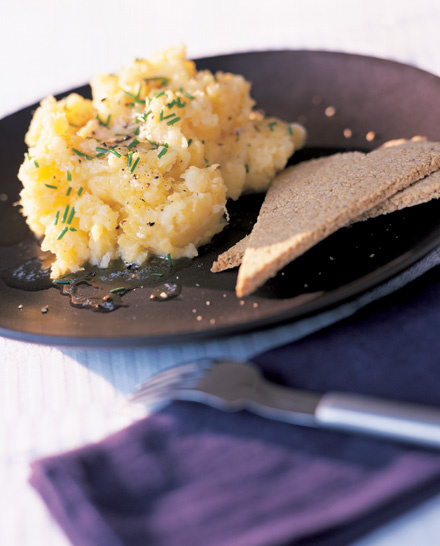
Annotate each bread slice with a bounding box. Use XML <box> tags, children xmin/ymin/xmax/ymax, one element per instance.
<box><xmin>212</xmin><ymin>166</ymin><xmax>440</xmax><ymax>273</ymax></box>
<box><xmin>211</xmin><ymin>234</ymin><xmax>250</xmax><ymax>273</ymax></box>
<box><xmin>211</xmin><ymin>154</ymin><xmax>341</xmax><ymax>273</ymax></box>
<box><xmin>357</xmin><ymin>168</ymin><xmax>440</xmax><ymax>221</ymax></box>
<box><xmin>234</xmin><ymin>140</ymin><xmax>440</xmax><ymax>297</ymax></box>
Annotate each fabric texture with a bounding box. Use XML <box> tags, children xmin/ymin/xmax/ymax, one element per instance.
<box><xmin>29</xmin><ymin>255</ymin><xmax>440</xmax><ymax>546</ymax></box>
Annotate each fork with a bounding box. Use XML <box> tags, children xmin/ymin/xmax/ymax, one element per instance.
<box><xmin>130</xmin><ymin>358</ymin><xmax>440</xmax><ymax>449</ymax></box>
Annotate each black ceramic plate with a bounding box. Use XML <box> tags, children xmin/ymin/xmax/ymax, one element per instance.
<box><xmin>1</xmin><ymin>50</ymin><xmax>440</xmax><ymax>347</ymax></box>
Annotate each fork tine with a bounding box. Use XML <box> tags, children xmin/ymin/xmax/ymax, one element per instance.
<box><xmin>135</xmin><ymin>361</ymin><xmax>203</xmax><ymax>389</ymax></box>
<box><xmin>130</xmin><ymin>387</ymin><xmax>174</xmax><ymax>403</ymax></box>
<box><xmin>129</xmin><ymin>358</ymin><xmax>262</xmax><ymax>412</ymax></box>
<box><xmin>130</xmin><ymin>359</ymin><xmax>213</xmax><ymax>402</ymax></box>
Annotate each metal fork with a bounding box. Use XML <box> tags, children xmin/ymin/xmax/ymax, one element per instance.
<box><xmin>130</xmin><ymin>358</ymin><xmax>440</xmax><ymax>449</ymax></box>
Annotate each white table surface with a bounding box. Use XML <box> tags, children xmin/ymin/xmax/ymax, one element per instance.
<box><xmin>2</xmin><ymin>1</ymin><xmax>440</xmax><ymax>544</ymax></box>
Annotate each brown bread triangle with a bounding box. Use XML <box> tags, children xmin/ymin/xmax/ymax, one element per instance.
<box><xmin>357</xmin><ymin>168</ymin><xmax>440</xmax><ymax>221</ymax></box>
<box><xmin>212</xmin><ymin>165</ymin><xmax>440</xmax><ymax>273</ymax></box>
<box><xmin>211</xmin><ymin>154</ymin><xmax>342</xmax><ymax>273</ymax></box>
<box><xmin>235</xmin><ymin>140</ymin><xmax>440</xmax><ymax>297</ymax></box>
<box><xmin>211</xmin><ymin>234</ymin><xmax>251</xmax><ymax>273</ymax></box>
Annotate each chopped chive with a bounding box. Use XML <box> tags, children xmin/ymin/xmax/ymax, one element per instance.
<box><xmin>25</xmin><ymin>153</ymin><xmax>31</xmax><ymax>161</ymax></box>
<box><xmin>109</xmin><ymin>147</ymin><xmax>121</xmax><ymax>158</ymax></box>
<box><xmin>148</xmin><ymin>140</ymin><xmax>159</xmax><ymax>148</ymax></box>
<box><xmin>167</xmin><ymin>97</ymin><xmax>186</xmax><ymax>109</ymax></box>
<box><xmin>144</xmin><ymin>76</ymin><xmax>169</xmax><ymax>86</ymax></box>
<box><xmin>130</xmin><ymin>156</ymin><xmax>140</xmax><ymax>173</ymax></box>
<box><xmin>66</xmin><ymin>207</ymin><xmax>75</xmax><ymax>225</ymax></box>
<box><xmin>95</xmin><ymin>146</ymin><xmax>111</xmax><ymax>158</ymax></box>
<box><xmin>57</xmin><ymin>227</ymin><xmax>68</xmax><ymax>240</ymax></box>
<box><xmin>184</xmin><ymin>91</ymin><xmax>194</xmax><ymax>100</ymax></box>
<box><xmin>288</xmin><ymin>125</ymin><xmax>293</xmax><ymax>135</ymax></box>
<box><xmin>136</xmin><ymin>84</ymin><xmax>143</xmax><ymax>99</ymax></box>
<box><xmin>77</xmin><ymin>186</ymin><xmax>84</xmax><ymax>196</ymax></box>
<box><xmin>96</xmin><ymin>114</ymin><xmax>111</xmax><ymax>127</ymax></box>
<box><xmin>110</xmin><ymin>287</ymin><xmax>127</xmax><ymax>293</ymax></box>
<box><xmin>268</xmin><ymin>121</ymin><xmax>278</xmax><ymax>131</ymax></box>
<box><xmin>60</xmin><ymin>273</ymin><xmax>72</xmax><ymax>279</ymax></box>
<box><xmin>45</xmin><ymin>184</ymin><xmax>58</xmax><ymax>189</ymax></box>
<box><xmin>134</xmin><ymin>126</ymin><xmax>140</xmax><ymax>135</ymax></box>
<box><xmin>204</xmin><ymin>157</ymin><xmax>209</xmax><ymax>164</ymax></box>
<box><xmin>127</xmin><ymin>151</ymin><xmax>133</xmax><ymax>167</ymax></box>
<box><xmin>96</xmin><ymin>145</ymin><xmax>121</xmax><ymax>158</ymax></box>
<box><xmin>150</xmin><ymin>273</ymin><xmax>164</xmax><ymax>277</ymax></box>
<box><xmin>128</xmin><ymin>138</ymin><xmax>139</xmax><ymax>149</ymax></box>
<box><xmin>123</xmin><ymin>90</ymin><xmax>146</xmax><ymax>104</ymax></box>
<box><xmin>162</xmin><ymin>112</ymin><xmax>176</xmax><ymax>120</ymax></box>
<box><xmin>188</xmin><ymin>138</ymin><xmax>193</xmax><ymax>147</ymax></box>
<box><xmin>66</xmin><ymin>187</ymin><xmax>72</xmax><ymax>196</ymax></box>
<box><xmin>62</xmin><ymin>205</ymin><xmax>70</xmax><ymax>223</ymax></box>
<box><xmin>167</xmin><ymin>253</ymin><xmax>173</xmax><ymax>267</ymax></box>
<box><xmin>73</xmin><ymin>148</ymin><xmax>93</xmax><ymax>160</ymax></box>
<box><xmin>167</xmin><ymin>116</ymin><xmax>180</xmax><ymax>126</ymax></box>
<box><xmin>245</xmin><ymin>164</ymin><xmax>249</xmax><ymax>173</ymax></box>
<box><xmin>160</xmin><ymin>110</ymin><xmax>164</xmax><ymax>121</ymax></box>
<box><xmin>157</xmin><ymin>146</ymin><xmax>168</xmax><ymax>158</ymax></box>
<box><xmin>137</xmin><ymin>110</ymin><xmax>152</xmax><ymax>123</ymax></box>
<box><xmin>67</xmin><ymin>170</ymin><xmax>72</xmax><ymax>181</ymax></box>
<box><xmin>154</xmin><ymin>90</ymin><xmax>165</xmax><ymax>98</ymax></box>
<box><xmin>34</xmin><ymin>160</ymin><xmax>39</xmax><ymax>168</ymax></box>
<box><xmin>69</xmin><ymin>227</ymin><xmax>77</xmax><ymax>232</ymax></box>
<box><xmin>54</xmin><ymin>211</ymin><xmax>60</xmax><ymax>225</ymax></box>
<box><xmin>53</xmin><ymin>279</ymin><xmax>70</xmax><ymax>284</ymax></box>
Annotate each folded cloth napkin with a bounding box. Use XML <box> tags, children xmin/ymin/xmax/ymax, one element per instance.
<box><xmin>30</xmin><ymin>263</ymin><xmax>440</xmax><ymax>546</ymax></box>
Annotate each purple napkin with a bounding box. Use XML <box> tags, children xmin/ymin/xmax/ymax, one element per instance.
<box><xmin>30</xmin><ymin>266</ymin><xmax>440</xmax><ymax>546</ymax></box>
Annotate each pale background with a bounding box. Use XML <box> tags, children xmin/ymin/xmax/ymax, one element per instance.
<box><xmin>1</xmin><ymin>1</ymin><xmax>440</xmax><ymax>545</ymax></box>
<box><xmin>2</xmin><ymin>0</ymin><xmax>440</xmax><ymax>119</ymax></box>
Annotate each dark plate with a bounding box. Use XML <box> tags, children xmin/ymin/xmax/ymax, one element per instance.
<box><xmin>1</xmin><ymin>50</ymin><xmax>440</xmax><ymax>347</ymax></box>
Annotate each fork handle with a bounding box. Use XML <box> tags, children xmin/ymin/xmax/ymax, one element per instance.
<box><xmin>315</xmin><ymin>392</ymin><xmax>440</xmax><ymax>448</ymax></box>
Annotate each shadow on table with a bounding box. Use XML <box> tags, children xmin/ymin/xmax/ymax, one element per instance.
<box><xmin>59</xmin><ymin>330</ymin><xmax>266</xmax><ymax>395</ymax></box>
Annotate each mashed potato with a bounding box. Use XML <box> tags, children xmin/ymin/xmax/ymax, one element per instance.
<box><xmin>18</xmin><ymin>45</ymin><xmax>306</xmax><ymax>279</ymax></box>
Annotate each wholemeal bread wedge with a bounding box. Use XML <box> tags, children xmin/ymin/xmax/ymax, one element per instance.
<box><xmin>211</xmin><ymin>234</ymin><xmax>251</xmax><ymax>273</ymax></box>
<box><xmin>234</xmin><ymin>140</ymin><xmax>440</xmax><ymax>297</ymax></box>
<box><xmin>211</xmin><ymin>154</ymin><xmax>341</xmax><ymax>273</ymax></box>
<box><xmin>212</xmin><ymin>166</ymin><xmax>440</xmax><ymax>273</ymax></box>
<box><xmin>357</xmin><ymin>168</ymin><xmax>440</xmax><ymax>221</ymax></box>
<box><xmin>357</xmin><ymin>136</ymin><xmax>440</xmax><ymax>220</ymax></box>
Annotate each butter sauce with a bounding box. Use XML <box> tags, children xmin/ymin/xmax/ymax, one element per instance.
<box><xmin>1</xmin><ymin>243</ymin><xmax>187</xmax><ymax>312</ymax></box>
<box><xmin>55</xmin><ymin>256</ymin><xmax>189</xmax><ymax>312</ymax></box>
